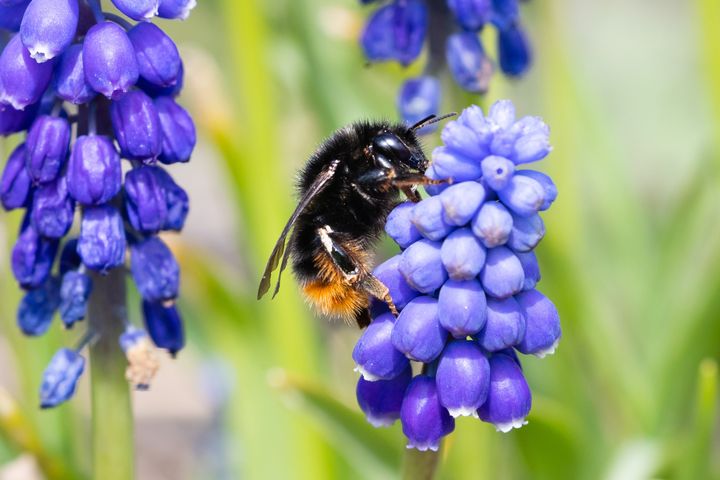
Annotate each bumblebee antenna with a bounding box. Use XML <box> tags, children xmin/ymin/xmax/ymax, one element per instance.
<box><xmin>409</xmin><ymin>112</ymin><xmax>457</xmax><ymax>132</ymax></box>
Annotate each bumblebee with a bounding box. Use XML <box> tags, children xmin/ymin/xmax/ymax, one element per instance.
<box><xmin>257</xmin><ymin>114</ymin><xmax>454</xmax><ymax>328</ymax></box>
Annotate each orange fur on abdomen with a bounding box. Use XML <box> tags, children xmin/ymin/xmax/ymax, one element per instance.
<box><xmin>301</xmin><ymin>249</ymin><xmax>369</xmax><ymax>322</ymax></box>
<box><xmin>302</xmin><ymin>280</ymin><xmax>367</xmax><ymax>322</ymax></box>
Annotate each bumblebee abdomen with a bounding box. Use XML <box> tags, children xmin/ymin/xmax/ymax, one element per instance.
<box><xmin>302</xmin><ymin>279</ymin><xmax>368</xmax><ymax>322</ymax></box>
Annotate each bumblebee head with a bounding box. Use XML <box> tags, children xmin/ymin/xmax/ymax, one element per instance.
<box><xmin>370</xmin><ymin>131</ymin><xmax>427</xmax><ymax>172</ymax></box>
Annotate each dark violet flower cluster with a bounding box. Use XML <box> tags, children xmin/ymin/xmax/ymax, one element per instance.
<box><xmin>0</xmin><ymin>0</ymin><xmax>196</xmax><ymax>408</ymax></box>
<box><xmin>359</xmin><ymin>0</ymin><xmax>533</xmax><ymax>131</ymax></box>
<box><xmin>352</xmin><ymin>100</ymin><xmax>560</xmax><ymax>450</ymax></box>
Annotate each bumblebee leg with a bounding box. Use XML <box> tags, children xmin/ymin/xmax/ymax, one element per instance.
<box><xmin>390</xmin><ymin>172</ymin><xmax>452</xmax><ymax>188</ymax></box>
<box><xmin>359</xmin><ymin>274</ymin><xmax>399</xmax><ymax>317</ymax></box>
<box><xmin>401</xmin><ymin>186</ymin><xmax>422</xmax><ymax>203</ymax></box>
<box><xmin>318</xmin><ymin>226</ymin><xmax>399</xmax><ymax>317</ymax></box>
<box><xmin>357</xmin><ymin>168</ymin><xmax>451</xmax><ymax>193</ymax></box>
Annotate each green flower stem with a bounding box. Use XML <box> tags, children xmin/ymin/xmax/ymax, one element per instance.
<box><xmin>88</xmin><ymin>268</ymin><xmax>133</xmax><ymax>480</ymax></box>
<box><xmin>402</xmin><ymin>446</ymin><xmax>442</xmax><ymax>480</ymax></box>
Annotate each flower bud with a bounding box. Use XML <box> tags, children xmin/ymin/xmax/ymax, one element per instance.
<box><xmin>77</xmin><ymin>205</ymin><xmax>126</xmax><ymax>272</ymax></box>
<box><xmin>516</xmin><ymin>170</ymin><xmax>556</xmax><ymax>209</ymax></box>
<box><xmin>155</xmin><ymin>96</ymin><xmax>196</xmax><ymax>164</ymax></box>
<box><xmin>497</xmin><ymin>23</ymin><xmax>531</xmax><ymax>77</ymax></box>
<box><xmin>56</xmin><ymin>44</ymin><xmax>96</xmax><ymax>104</ymax></box>
<box><xmin>440</xmin><ymin>122</ymin><xmax>487</xmax><ymax>163</ymax></box>
<box><xmin>130</xmin><ymin>236</ymin><xmax>180</xmax><ymax>302</ymax></box>
<box><xmin>26</xmin><ymin>115</ymin><xmax>71</xmax><ymax>184</ymax></box>
<box><xmin>457</xmin><ymin>104</ymin><xmax>494</xmax><ymax>144</ymax></box>
<box><xmin>352</xmin><ymin>312</ymin><xmax>409</xmax><ymax>381</ymax></box>
<box><xmin>120</xmin><ymin>325</ymin><xmax>160</xmax><ymax>389</ymax></box>
<box><xmin>356</xmin><ymin>366</ymin><xmax>412</xmax><ymax>427</ymax></box>
<box><xmin>490</xmin><ymin>0</ymin><xmax>519</xmax><ymax>30</ymax></box>
<box><xmin>477</xmin><ymin>353</ymin><xmax>531</xmax><ymax>432</ymax></box>
<box><xmin>30</xmin><ymin>176</ymin><xmax>74</xmax><ymax>238</ymax></box>
<box><xmin>447</xmin><ymin>0</ymin><xmax>491</xmax><ymax>30</ymax></box>
<box><xmin>157</xmin><ymin>0</ymin><xmax>196</xmax><ymax>20</ymax></box>
<box><xmin>0</xmin><ymin>103</ymin><xmax>36</xmax><ymax>135</ymax></box>
<box><xmin>399</xmin><ymin>239</ymin><xmax>447</xmax><ymax>293</ymax></box>
<box><xmin>392</xmin><ymin>296</ymin><xmax>447</xmax><ymax>363</ymax></box>
<box><xmin>111</xmin><ymin>0</ymin><xmax>159</xmax><ymax>20</ymax></box>
<box><xmin>59</xmin><ymin>271</ymin><xmax>91</xmax><ymax>328</ymax></box>
<box><xmin>397</xmin><ymin>76</ymin><xmax>440</xmax><ymax>133</ymax></box>
<box><xmin>142</xmin><ymin>300</ymin><xmax>185</xmax><ymax>356</ymax></box>
<box><xmin>385</xmin><ymin>202</ymin><xmax>421</xmax><ymax>249</ymax></box>
<box><xmin>361</xmin><ymin>0</ymin><xmax>427</xmax><ymax>66</ymax></box>
<box><xmin>124</xmin><ymin>166</ymin><xmax>168</xmax><ymax>233</ymax></box>
<box><xmin>480</xmin><ymin>246</ymin><xmax>524</xmax><ymax>299</ymax></box>
<box><xmin>373</xmin><ymin>255</ymin><xmax>419</xmax><ymax>310</ymax></box>
<box><xmin>437</xmin><ymin>279</ymin><xmax>487</xmax><ymax>337</ymax></box>
<box><xmin>0</xmin><ymin>34</ymin><xmax>54</xmax><ymax>110</ymax></box>
<box><xmin>446</xmin><ymin>32</ymin><xmax>492</xmax><ymax>94</ymax></box>
<box><xmin>471</xmin><ymin>201</ymin><xmax>512</xmax><ymax>248</ymax></box>
<box><xmin>137</xmin><ymin>61</ymin><xmax>184</xmax><ymax>98</ymax></box>
<box><xmin>476</xmin><ymin>296</ymin><xmax>525</xmax><ymax>351</ymax></box>
<box><xmin>488</xmin><ymin>99</ymin><xmax>515</xmax><ymax>129</ymax></box>
<box><xmin>17</xmin><ymin>276</ymin><xmax>60</xmax><ymax>336</ymax></box>
<box><xmin>481</xmin><ymin>155</ymin><xmax>515</xmax><ymax>191</ymax></box>
<box><xmin>515</xmin><ymin>289</ymin><xmax>561</xmax><ymax>357</ymax></box>
<box><xmin>440</xmin><ymin>228</ymin><xmax>486</xmax><ymax>281</ymax></box>
<box><xmin>411</xmin><ymin>196</ymin><xmax>453</xmax><ymax>241</ymax></box>
<box><xmin>152</xmin><ymin>166</ymin><xmax>188</xmax><ymax>231</ymax></box>
<box><xmin>128</xmin><ymin>23</ymin><xmax>181</xmax><ymax>88</ymax></box>
<box><xmin>20</xmin><ymin>0</ymin><xmax>79</xmax><ymax>63</ymax></box>
<box><xmin>400</xmin><ymin>376</ymin><xmax>455</xmax><ymax>451</ymax></box>
<box><xmin>67</xmin><ymin>135</ymin><xmax>122</xmax><ymax>205</ymax></box>
<box><xmin>111</xmin><ymin>90</ymin><xmax>162</xmax><ymax>161</ymax></box>
<box><xmin>507</xmin><ymin>212</ymin><xmax>544</xmax><ymax>252</ymax></box>
<box><xmin>0</xmin><ymin>1</ymin><xmax>29</xmax><ymax>32</ymax></box>
<box><xmin>431</xmin><ymin>147</ymin><xmax>481</xmax><ymax>183</ymax></box>
<box><xmin>39</xmin><ymin>348</ymin><xmax>85</xmax><ymax>408</ymax></box>
<box><xmin>12</xmin><ymin>221</ymin><xmax>58</xmax><ymax>288</ymax></box>
<box><xmin>83</xmin><ymin>22</ymin><xmax>139</xmax><ymax>99</ymax></box>
<box><xmin>513</xmin><ymin>132</ymin><xmax>550</xmax><ymax>165</ymax></box>
<box><xmin>439</xmin><ymin>181</ymin><xmax>486</xmax><ymax>226</ymax></box>
<box><xmin>1</xmin><ymin>143</ymin><xmax>31</xmax><ymax>209</ymax></box>
<box><xmin>497</xmin><ymin>174</ymin><xmax>545</xmax><ymax>217</ymax></box>
<box><xmin>516</xmin><ymin>251</ymin><xmax>540</xmax><ymax>290</ymax></box>
<box><xmin>436</xmin><ymin>340</ymin><xmax>490</xmax><ymax>417</ymax></box>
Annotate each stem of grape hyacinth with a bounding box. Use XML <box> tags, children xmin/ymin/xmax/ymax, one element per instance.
<box><xmin>402</xmin><ymin>444</ymin><xmax>442</xmax><ymax>480</ymax></box>
<box><xmin>88</xmin><ymin>268</ymin><xmax>133</xmax><ymax>480</ymax></box>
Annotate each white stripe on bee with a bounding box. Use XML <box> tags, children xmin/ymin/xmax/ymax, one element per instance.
<box><xmin>318</xmin><ymin>225</ymin><xmax>335</xmax><ymax>254</ymax></box>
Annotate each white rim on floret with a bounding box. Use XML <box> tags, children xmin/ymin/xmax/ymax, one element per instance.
<box><xmin>447</xmin><ymin>406</ymin><xmax>480</xmax><ymax>418</ymax></box>
<box><xmin>494</xmin><ymin>417</ymin><xmax>528</xmax><ymax>433</ymax></box>
<box><xmin>533</xmin><ymin>338</ymin><xmax>560</xmax><ymax>359</ymax></box>
<box><xmin>365</xmin><ymin>414</ymin><xmax>396</xmax><ymax>428</ymax></box>
<box><xmin>406</xmin><ymin>441</ymin><xmax>440</xmax><ymax>452</ymax></box>
<box><xmin>28</xmin><ymin>44</ymin><xmax>54</xmax><ymax>64</ymax></box>
<box><xmin>353</xmin><ymin>364</ymin><xmax>381</xmax><ymax>382</ymax></box>
<box><xmin>179</xmin><ymin>0</ymin><xmax>198</xmax><ymax>20</ymax></box>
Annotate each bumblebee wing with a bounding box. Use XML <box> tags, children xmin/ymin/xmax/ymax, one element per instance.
<box><xmin>257</xmin><ymin>159</ymin><xmax>341</xmax><ymax>300</ymax></box>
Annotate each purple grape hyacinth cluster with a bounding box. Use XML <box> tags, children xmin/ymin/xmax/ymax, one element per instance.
<box><xmin>359</xmin><ymin>0</ymin><xmax>533</xmax><ymax>131</ymax></box>
<box><xmin>352</xmin><ymin>100</ymin><xmax>560</xmax><ymax>450</ymax></box>
<box><xmin>0</xmin><ymin>0</ymin><xmax>196</xmax><ymax>408</ymax></box>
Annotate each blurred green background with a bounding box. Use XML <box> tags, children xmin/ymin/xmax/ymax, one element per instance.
<box><xmin>2</xmin><ymin>0</ymin><xmax>720</xmax><ymax>478</ymax></box>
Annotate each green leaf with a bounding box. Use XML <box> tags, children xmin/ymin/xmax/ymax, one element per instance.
<box><xmin>271</xmin><ymin>371</ymin><xmax>401</xmax><ymax>480</ymax></box>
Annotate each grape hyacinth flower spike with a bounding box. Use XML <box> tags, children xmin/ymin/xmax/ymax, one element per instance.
<box><xmin>359</xmin><ymin>0</ymin><xmax>534</xmax><ymax>132</ymax></box>
<box><xmin>352</xmin><ymin>100</ymin><xmax>560</xmax><ymax>449</ymax></box>
<box><xmin>0</xmin><ymin>0</ymin><xmax>196</xmax><ymax>408</ymax></box>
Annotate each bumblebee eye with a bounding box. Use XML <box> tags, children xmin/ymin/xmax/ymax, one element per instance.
<box><xmin>372</xmin><ymin>133</ymin><xmax>422</xmax><ymax>170</ymax></box>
